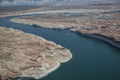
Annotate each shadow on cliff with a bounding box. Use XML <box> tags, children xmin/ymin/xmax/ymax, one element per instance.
<box><xmin>9</xmin><ymin>77</ymin><xmax>36</xmax><ymax>80</ymax></box>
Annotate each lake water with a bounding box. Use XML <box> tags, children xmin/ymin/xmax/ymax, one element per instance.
<box><xmin>0</xmin><ymin>16</ymin><xmax>120</xmax><ymax>80</ymax></box>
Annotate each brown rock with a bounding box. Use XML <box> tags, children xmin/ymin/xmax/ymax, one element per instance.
<box><xmin>0</xmin><ymin>27</ymin><xmax>72</xmax><ymax>80</ymax></box>
<box><xmin>11</xmin><ymin>11</ymin><xmax>120</xmax><ymax>42</ymax></box>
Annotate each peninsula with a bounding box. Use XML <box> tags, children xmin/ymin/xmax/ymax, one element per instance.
<box><xmin>0</xmin><ymin>27</ymin><xmax>72</xmax><ymax>80</ymax></box>
<box><xmin>0</xmin><ymin>0</ymin><xmax>120</xmax><ymax>79</ymax></box>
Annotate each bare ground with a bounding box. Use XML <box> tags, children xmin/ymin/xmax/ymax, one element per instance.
<box><xmin>11</xmin><ymin>10</ymin><xmax>120</xmax><ymax>42</ymax></box>
<box><xmin>0</xmin><ymin>27</ymin><xmax>72</xmax><ymax>80</ymax></box>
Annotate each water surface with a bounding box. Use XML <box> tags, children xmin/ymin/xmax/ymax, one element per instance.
<box><xmin>0</xmin><ymin>16</ymin><xmax>120</xmax><ymax>80</ymax></box>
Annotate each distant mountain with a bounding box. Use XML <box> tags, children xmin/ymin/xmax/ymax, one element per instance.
<box><xmin>0</xmin><ymin>0</ymin><xmax>119</xmax><ymax>6</ymax></box>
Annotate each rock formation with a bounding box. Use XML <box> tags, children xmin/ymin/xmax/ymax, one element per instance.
<box><xmin>0</xmin><ymin>27</ymin><xmax>72</xmax><ymax>80</ymax></box>
<box><xmin>11</xmin><ymin>10</ymin><xmax>120</xmax><ymax>43</ymax></box>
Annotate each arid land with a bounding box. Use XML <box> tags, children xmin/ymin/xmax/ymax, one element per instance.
<box><xmin>0</xmin><ymin>3</ymin><xmax>120</xmax><ymax>80</ymax></box>
<box><xmin>9</xmin><ymin>4</ymin><xmax>120</xmax><ymax>48</ymax></box>
<box><xmin>0</xmin><ymin>27</ymin><xmax>72</xmax><ymax>80</ymax></box>
<box><xmin>0</xmin><ymin>3</ymin><xmax>120</xmax><ymax>17</ymax></box>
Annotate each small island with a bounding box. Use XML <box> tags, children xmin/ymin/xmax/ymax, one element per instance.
<box><xmin>0</xmin><ymin>27</ymin><xmax>72</xmax><ymax>80</ymax></box>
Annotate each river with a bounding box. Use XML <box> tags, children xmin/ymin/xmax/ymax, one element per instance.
<box><xmin>0</xmin><ymin>15</ymin><xmax>120</xmax><ymax>80</ymax></box>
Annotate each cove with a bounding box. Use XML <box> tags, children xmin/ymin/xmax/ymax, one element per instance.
<box><xmin>0</xmin><ymin>16</ymin><xmax>120</xmax><ymax>80</ymax></box>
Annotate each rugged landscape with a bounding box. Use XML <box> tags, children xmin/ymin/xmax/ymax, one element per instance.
<box><xmin>0</xmin><ymin>0</ymin><xmax>120</xmax><ymax>79</ymax></box>
<box><xmin>0</xmin><ymin>27</ymin><xmax>72</xmax><ymax>80</ymax></box>
<box><xmin>10</xmin><ymin>5</ymin><xmax>120</xmax><ymax>48</ymax></box>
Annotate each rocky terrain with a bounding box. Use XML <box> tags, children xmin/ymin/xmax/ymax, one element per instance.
<box><xmin>11</xmin><ymin>9</ymin><xmax>120</xmax><ymax>45</ymax></box>
<box><xmin>0</xmin><ymin>27</ymin><xmax>72</xmax><ymax>80</ymax></box>
<box><xmin>0</xmin><ymin>1</ymin><xmax>120</xmax><ymax>79</ymax></box>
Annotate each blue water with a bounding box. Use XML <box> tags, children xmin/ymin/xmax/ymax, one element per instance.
<box><xmin>0</xmin><ymin>16</ymin><xmax>120</xmax><ymax>80</ymax></box>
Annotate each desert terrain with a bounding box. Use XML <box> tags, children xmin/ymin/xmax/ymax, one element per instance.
<box><xmin>0</xmin><ymin>1</ymin><xmax>120</xmax><ymax>80</ymax></box>
<box><xmin>0</xmin><ymin>27</ymin><xmax>72</xmax><ymax>80</ymax></box>
<box><xmin>10</xmin><ymin>4</ymin><xmax>120</xmax><ymax>47</ymax></box>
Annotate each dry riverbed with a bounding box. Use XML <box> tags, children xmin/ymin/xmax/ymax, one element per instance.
<box><xmin>0</xmin><ymin>27</ymin><xmax>72</xmax><ymax>80</ymax></box>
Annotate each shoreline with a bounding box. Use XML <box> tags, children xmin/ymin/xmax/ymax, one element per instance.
<box><xmin>0</xmin><ymin>26</ymin><xmax>72</xmax><ymax>80</ymax></box>
<box><xmin>75</xmin><ymin>31</ymin><xmax>120</xmax><ymax>49</ymax></box>
<box><xmin>9</xmin><ymin>11</ymin><xmax>120</xmax><ymax>49</ymax></box>
<box><xmin>30</xmin><ymin>24</ymin><xmax>120</xmax><ymax>49</ymax></box>
<box><xmin>0</xmin><ymin>14</ymin><xmax>119</xmax><ymax>79</ymax></box>
<box><xmin>10</xmin><ymin>19</ymin><xmax>120</xmax><ymax>49</ymax></box>
<box><xmin>32</xmin><ymin>24</ymin><xmax>120</xmax><ymax>49</ymax></box>
<box><xmin>9</xmin><ymin>16</ymin><xmax>120</xmax><ymax>49</ymax></box>
<box><xmin>35</xmin><ymin>63</ymin><xmax>60</xmax><ymax>79</ymax></box>
<box><xmin>34</xmin><ymin>49</ymin><xmax>72</xmax><ymax>79</ymax></box>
